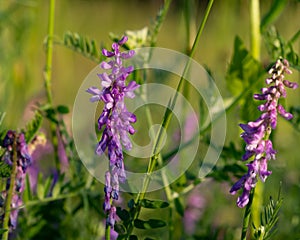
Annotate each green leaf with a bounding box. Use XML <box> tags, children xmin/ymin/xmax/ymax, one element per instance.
<box><xmin>253</xmin><ymin>192</ymin><xmax>283</xmax><ymax>240</ymax></box>
<box><xmin>0</xmin><ymin>228</ymin><xmax>8</xmax><ymax>234</ymax></box>
<box><xmin>262</xmin><ymin>27</ymin><xmax>300</xmax><ymax>71</ymax></box>
<box><xmin>127</xmin><ymin>199</ymin><xmax>135</xmax><ymax>209</ymax></box>
<box><xmin>140</xmin><ymin>199</ymin><xmax>169</xmax><ymax>209</ymax></box>
<box><xmin>43</xmin><ymin>176</ymin><xmax>52</xmax><ymax>198</ymax></box>
<box><xmin>62</xmin><ymin>31</ymin><xmax>102</xmax><ymax>62</ymax></box>
<box><xmin>226</xmin><ymin>36</ymin><xmax>265</xmax><ymax>96</ymax></box>
<box><xmin>36</xmin><ymin>173</ymin><xmax>44</xmax><ymax>200</ymax></box>
<box><xmin>129</xmin><ymin>235</ymin><xmax>138</xmax><ymax>240</ymax></box>
<box><xmin>226</xmin><ymin>36</ymin><xmax>265</xmax><ymax>121</ymax></box>
<box><xmin>23</xmin><ymin>174</ymin><xmax>33</xmax><ymax>202</ymax></box>
<box><xmin>114</xmin><ymin>223</ymin><xmax>127</xmax><ymax>235</ymax></box>
<box><xmin>289</xmin><ymin>106</ymin><xmax>300</xmax><ymax>132</ymax></box>
<box><xmin>261</xmin><ymin>0</ymin><xmax>287</xmax><ymax>31</ymax></box>
<box><xmin>56</xmin><ymin>105</ymin><xmax>69</xmax><ymax>114</ymax></box>
<box><xmin>0</xmin><ymin>161</ymin><xmax>12</xmax><ymax>178</ymax></box>
<box><xmin>36</xmin><ymin>173</ymin><xmax>52</xmax><ymax>200</ymax></box>
<box><xmin>174</xmin><ymin>197</ymin><xmax>184</xmax><ymax>217</ymax></box>
<box><xmin>51</xmin><ymin>173</ymin><xmax>64</xmax><ymax>198</ymax></box>
<box><xmin>134</xmin><ymin>219</ymin><xmax>167</xmax><ymax>229</ymax></box>
<box><xmin>24</xmin><ymin>111</ymin><xmax>43</xmax><ymax>143</ymax></box>
<box><xmin>116</xmin><ymin>207</ymin><xmax>130</xmax><ymax>221</ymax></box>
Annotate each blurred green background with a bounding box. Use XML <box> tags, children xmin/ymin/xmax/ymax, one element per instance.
<box><xmin>0</xmin><ymin>0</ymin><xmax>300</xmax><ymax>239</ymax></box>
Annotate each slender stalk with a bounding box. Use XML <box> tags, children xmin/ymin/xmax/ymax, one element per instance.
<box><xmin>44</xmin><ymin>0</ymin><xmax>60</xmax><ymax>171</ymax></box>
<box><xmin>126</xmin><ymin>0</ymin><xmax>214</xmax><ymax>237</ymax></box>
<box><xmin>150</xmin><ymin>0</ymin><xmax>172</xmax><ymax>47</ymax></box>
<box><xmin>250</xmin><ymin>0</ymin><xmax>260</xmax><ymax>60</ymax></box>
<box><xmin>249</xmin><ymin>0</ymin><xmax>262</xmax><ymax>233</ymax></box>
<box><xmin>2</xmin><ymin>137</ymin><xmax>18</xmax><ymax>240</ymax></box>
<box><xmin>241</xmin><ymin>189</ymin><xmax>255</xmax><ymax>240</ymax></box>
<box><xmin>105</xmin><ymin>225</ymin><xmax>111</xmax><ymax>240</ymax></box>
<box><xmin>146</xmin><ymin>0</ymin><xmax>214</xmax><ymax>182</ymax></box>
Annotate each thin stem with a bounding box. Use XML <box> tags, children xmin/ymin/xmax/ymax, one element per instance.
<box><xmin>150</xmin><ymin>0</ymin><xmax>172</xmax><ymax>47</ymax></box>
<box><xmin>44</xmin><ymin>0</ymin><xmax>55</xmax><ymax>108</ymax></box>
<box><xmin>2</xmin><ymin>137</ymin><xmax>18</xmax><ymax>240</ymax></box>
<box><xmin>241</xmin><ymin>189</ymin><xmax>255</xmax><ymax>240</ymax></box>
<box><xmin>250</xmin><ymin>0</ymin><xmax>261</xmax><ymax>60</ymax></box>
<box><xmin>146</xmin><ymin>0</ymin><xmax>214</xmax><ymax>179</ymax></box>
<box><xmin>105</xmin><ymin>224</ymin><xmax>111</xmax><ymax>240</ymax></box>
<box><xmin>44</xmin><ymin>0</ymin><xmax>60</xmax><ymax>171</ymax></box>
<box><xmin>249</xmin><ymin>0</ymin><xmax>262</xmax><ymax>233</ymax></box>
<box><xmin>126</xmin><ymin>0</ymin><xmax>214</xmax><ymax>237</ymax></box>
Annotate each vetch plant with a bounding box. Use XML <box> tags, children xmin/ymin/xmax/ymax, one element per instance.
<box><xmin>87</xmin><ymin>36</ymin><xmax>139</xmax><ymax>236</ymax></box>
<box><xmin>0</xmin><ymin>131</ymin><xmax>31</xmax><ymax>238</ymax></box>
<box><xmin>230</xmin><ymin>58</ymin><xmax>298</xmax><ymax>238</ymax></box>
<box><xmin>1</xmin><ymin>0</ymin><xmax>300</xmax><ymax>239</ymax></box>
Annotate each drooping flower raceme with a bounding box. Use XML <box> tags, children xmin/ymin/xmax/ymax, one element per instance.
<box><xmin>0</xmin><ymin>130</ymin><xmax>32</xmax><ymax>230</ymax></box>
<box><xmin>230</xmin><ymin>58</ymin><xmax>298</xmax><ymax>208</ymax></box>
<box><xmin>87</xmin><ymin>36</ymin><xmax>139</xmax><ymax>227</ymax></box>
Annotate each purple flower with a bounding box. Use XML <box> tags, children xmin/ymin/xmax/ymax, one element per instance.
<box><xmin>1</xmin><ymin>130</ymin><xmax>32</xmax><ymax>230</ymax></box>
<box><xmin>87</xmin><ymin>36</ymin><xmax>139</xmax><ymax>228</ymax></box>
<box><xmin>230</xmin><ymin>58</ymin><xmax>298</xmax><ymax>208</ymax></box>
<box><xmin>183</xmin><ymin>186</ymin><xmax>206</xmax><ymax>235</ymax></box>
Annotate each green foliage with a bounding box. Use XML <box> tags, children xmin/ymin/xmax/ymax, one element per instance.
<box><xmin>174</xmin><ymin>197</ymin><xmax>184</xmax><ymax>217</ymax></box>
<box><xmin>133</xmin><ymin>218</ymin><xmax>167</xmax><ymax>229</ymax></box>
<box><xmin>56</xmin><ymin>105</ymin><xmax>70</xmax><ymax>114</ymax></box>
<box><xmin>208</xmin><ymin>142</ymin><xmax>247</xmax><ymax>182</ymax></box>
<box><xmin>149</xmin><ymin>0</ymin><xmax>172</xmax><ymax>47</ymax></box>
<box><xmin>1</xmin><ymin>1</ymin><xmax>299</xmax><ymax>239</ymax></box>
<box><xmin>36</xmin><ymin>173</ymin><xmax>53</xmax><ymax>200</ymax></box>
<box><xmin>62</xmin><ymin>31</ymin><xmax>104</xmax><ymax>62</ymax></box>
<box><xmin>289</xmin><ymin>106</ymin><xmax>300</xmax><ymax>131</ymax></box>
<box><xmin>0</xmin><ymin>229</ymin><xmax>7</xmax><ymax>235</ymax></box>
<box><xmin>140</xmin><ymin>198</ymin><xmax>169</xmax><ymax>209</ymax></box>
<box><xmin>226</xmin><ymin>36</ymin><xmax>265</xmax><ymax>121</ymax></box>
<box><xmin>253</xmin><ymin>195</ymin><xmax>283</xmax><ymax>240</ymax></box>
<box><xmin>263</xmin><ymin>27</ymin><xmax>300</xmax><ymax>70</ymax></box>
<box><xmin>261</xmin><ymin>0</ymin><xmax>287</xmax><ymax>31</ymax></box>
<box><xmin>23</xmin><ymin>111</ymin><xmax>43</xmax><ymax>143</ymax></box>
<box><xmin>0</xmin><ymin>161</ymin><xmax>12</xmax><ymax>178</ymax></box>
<box><xmin>38</xmin><ymin>104</ymin><xmax>68</xmax><ymax>124</ymax></box>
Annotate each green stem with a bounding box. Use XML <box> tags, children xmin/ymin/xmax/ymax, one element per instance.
<box><xmin>105</xmin><ymin>224</ymin><xmax>111</xmax><ymax>240</ymax></box>
<box><xmin>250</xmin><ymin>0</ymin><xmax>261</xmax><ymax>60</ymax></box>
<box><xmin>2</xmin><ymin>136</ymin><xmax>18</xmax><ymax>240</ymax></box>
<box><xmin>147</xmin><ymin>0</ymin><xmax>214</xmax><ymax>176</ymax></box>
<box><xmin>241</xmin><ymin>189</ymin><xmax>255</xmax><ymax>240</ymax></box>
<box><xmin>150</xmin><ymin>0</ymin><xmax>172</xmax><ymax>47</ymax></box>
<box><xmin>44</xmin><ymin>0</ymin><xmax>60</xmax><ymax>172</ymax></box>
<box><xmin>249</xmin><ymin>0</ymin><xmax>262</xmax><ymax>233</ymax></box>
<box><xmin>126</xmin><ymin>0</ymin><xmax>214</xmax><ymax>237</ymax></box>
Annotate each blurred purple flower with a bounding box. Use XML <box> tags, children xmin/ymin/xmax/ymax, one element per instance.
<box><xmin>27</xmin><ymin>132</ymin><xmax>51</xmax><ymax>191</ymax></box>
<box><xmin>87</xmin><ymin>36</ymin><xmax>139</xmax><ymax>228</ymax></box>
<box><xmin>183</xmin><ymin>186</ymin><xmax>206</xmax><ymax>235</ymax></box>
<box><xmin>0</xmin><ymin>130</ymin><xmax>32</xmax><ymax>230</ymax></box>
<box><xmin>230</xmin><ymin>58</ymin><xmax>298</xmax><ymax>208</ymax></box>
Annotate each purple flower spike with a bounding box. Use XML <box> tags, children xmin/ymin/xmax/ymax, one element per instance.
<box><xmin>230</xmin><ymin>58</ymin><xmax>298</xmax><ymax>208</ymax></box>
<box><xmin>87</xmin><ymin>36</ymin><xmax>139</xmax><ymax>229</ymax></box>
<box><xmin>1</xmin><ymin>130</ymin><xmax>32</xmax><ymax>230</ymax></box>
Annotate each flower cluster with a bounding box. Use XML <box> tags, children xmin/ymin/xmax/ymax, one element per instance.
<box><xmin>87</xmin><ymin>36</ymin><xmax>139</xmax><ymax>227</ymax></box>
<box><xmin>0</xmin><ymin>130</ymin><xmax>32</xmax><ymax>229</ymax></box>
<box><xmin>230</xmin><ymin>58</ymin><xmax>298</xmax><ymax>208</ymax></box>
